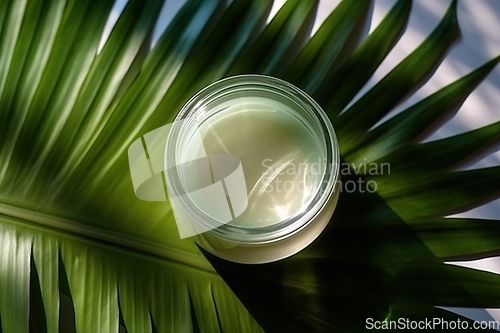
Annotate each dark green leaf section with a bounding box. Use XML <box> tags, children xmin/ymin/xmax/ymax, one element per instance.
<box><xmin>376</xmin><ymin>120</ymin><xmax>500</xmax><ymax>174</ymax></box>
<box><xmin>227</xmin><ymin>0</ymin><xmax>318</xmax><ymax>76</ymax></box>
<box><xmin>0</xmin><ymin>0</ymin><xmax>69</xmax><ymax>189</ymax></box>
<box><xmin>0</xmin><ymin>0</ymin><xmax>45</xmax><ymax>131</ymax></box>
<box><xmin>284</xmin><ymin>0</ymin><xmax>373</xmax><ymax>93</ymax></box>
<box><xmin>316</xmin><ymin>0</ymin><xmax>412</xmax><ymax>117</ymax></box>
<box><xmin>391</xmin><ymin>261</ymin><xmax>500</xmax><ymax>308</ymax></box>
<box><xmin>348</xmin><ymin>55</ymin><xmax>500</xmax><ymax>164</ymax></box>
<box><xmin>409</xmin><ymin>217</ymin><xmax>500</xmax><ymax>260</ymax></box>
<box><xmin>204</xmin><ymin>167</ymin><xmax>486</xmax><ymax>332</ymax></box>
<box><xmin>372</xmin><ymin>166</ymin><xmax>500</xmax><ymax>218</ymax></box>
<box><xmin>0</xmin><ymin>0</ymin><xmax>29</xmax><ymax>97</ymax></box>
<box><xmin>336</xmin><ymin>0</ymin><xmax>461</xmax><ymax>154</ymax></box>
<box><xmin>0</xmin><ymin>0</ymin><xmax>10</xmax><ymax>43</ymax></box>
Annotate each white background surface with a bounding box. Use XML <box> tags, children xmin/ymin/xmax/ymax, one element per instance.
<box><xmin>104</xmin><ymin>0</ymin><xmax>500</xmax><ymax>324</ymax></box>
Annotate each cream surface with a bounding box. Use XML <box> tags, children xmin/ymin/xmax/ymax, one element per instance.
<box><xmin>185</xmin><ymin>97</ymin><xmax>325</xmax><ymax>228</ymax></box>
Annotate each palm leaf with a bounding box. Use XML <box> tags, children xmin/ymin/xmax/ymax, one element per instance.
<box><xmin>1</xmin><ymin>0</ymin><xmax>500</xmax><ymax>332</ymax></box>
<box><xmin>335</xmin><ymin>0</ymin><xmax>461</xmax><ymax>154</ymax></box>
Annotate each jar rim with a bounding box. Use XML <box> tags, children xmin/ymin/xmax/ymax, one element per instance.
<box><xmin>165</xmin><ymin>74</ymin><xmax>340</xmax><ymax>244</ymax></box>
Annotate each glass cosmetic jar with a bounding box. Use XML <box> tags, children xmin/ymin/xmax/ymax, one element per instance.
<box><xmin>165</xmin><ymin>74</ymin><xmax>340</xmax><ymax>264</ymax></box>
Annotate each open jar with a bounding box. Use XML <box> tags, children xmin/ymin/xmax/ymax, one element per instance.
<box><xmin>165</xmin><ymin>74</ymin><xmax>340</xmax><ymax>264</ymax></box>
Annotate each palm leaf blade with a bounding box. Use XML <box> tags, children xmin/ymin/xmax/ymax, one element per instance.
<box><xmin>349</xmin><ymin>55</ymin><xmax>500</xmax><ymax>163</ymax></box>
<box><xmin>33</xmin><ymin>233</ymin><xmax>59</xmax><ymax>333</ymax></box>
<box><xmin>380</xmin><ymin>120</ymin><xmax>500</xmax><ymax>173</ymax></box>
<box><xmin>336</xmin><ymin>0</ymin><xmax>461</xmax><ymax>153</ymax></box>
<box><xmin>0</xmin><ymin>221</ymin><xmax>31</xmax><ymax>333</ymax></box>
<box><xmin>373</xmin><ymin>167</ymin><xmax>500</xmax><ymax>218</ymax></box>
<box><xmin>227</xmin><ymin>0</ymin><xmax>318</xmax><ymax>76</ymax></box>
<box><xmin>284</xmin><ymin>0</ymin><xmax>373</xmax><ymax>93</ymax></box>
<box><xmin>317</xmin><ymin>0</ymin><xmax>412</xmax><ymax>117</ymax></box>
<box><xmin>410</xmin><ymin>217</ymin><xmax>500</xmax><ymax>260</ymax></box>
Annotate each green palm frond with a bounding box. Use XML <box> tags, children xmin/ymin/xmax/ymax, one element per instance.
<box><xmin>1</xmin><ymin>0</ymin><xmax>500</xmax><ymax>332</ymax></box>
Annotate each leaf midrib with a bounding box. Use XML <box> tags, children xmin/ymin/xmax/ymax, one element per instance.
<box><xmin>0</xmin><ymin>202</ymin><xmax>216</xmax><ymax>274</ymax></box>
